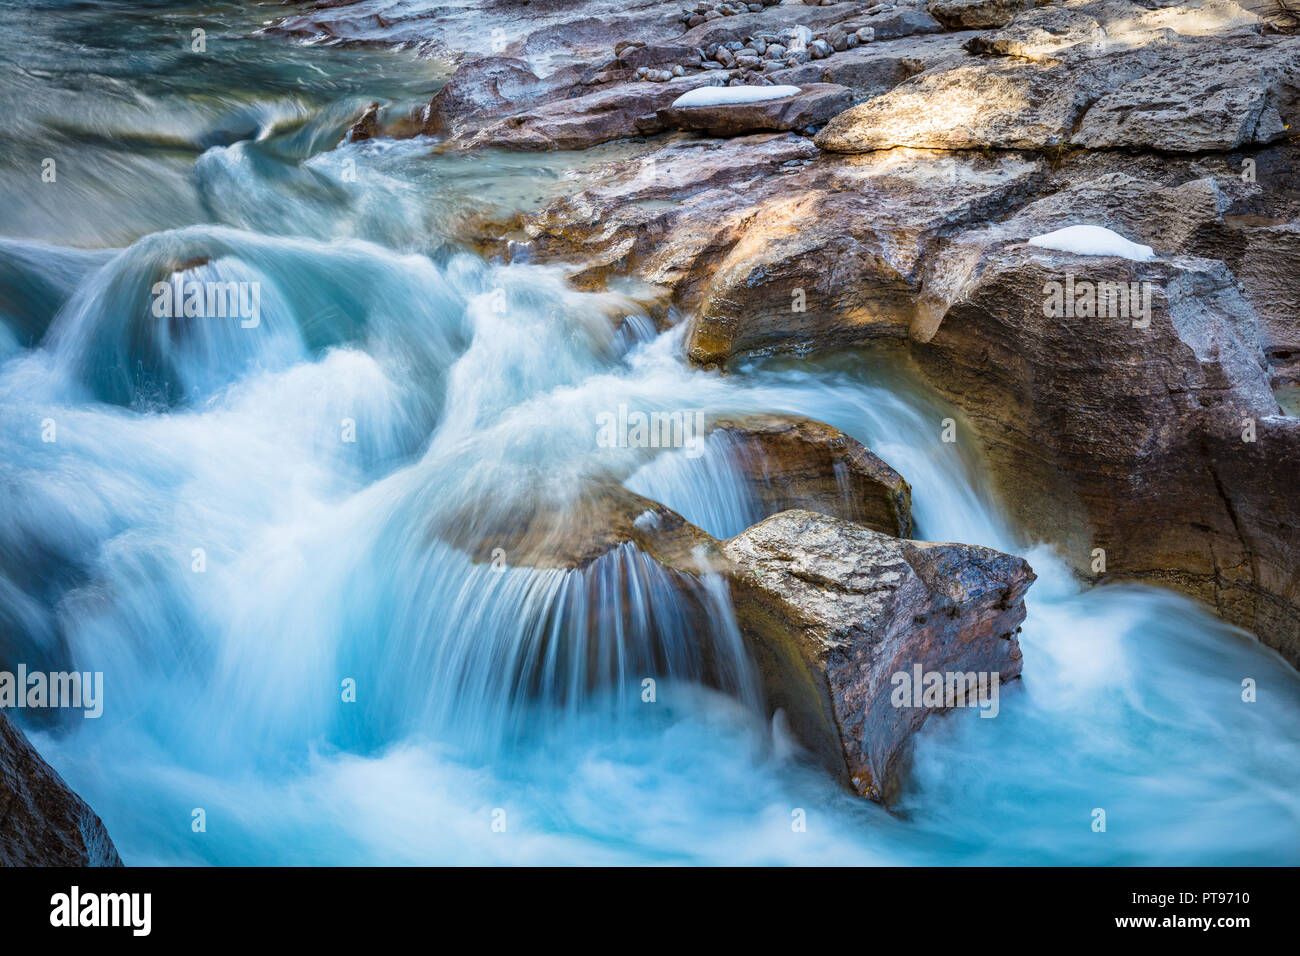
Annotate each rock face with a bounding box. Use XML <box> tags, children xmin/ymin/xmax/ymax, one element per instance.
<box><xmin>817</xmin><ymin>2</ymin><xmax>1297</xmax><ymax>154</ymax></box>
<box><xmin>709</xmin><ymin>414</ymin><xmax>913</xmax><ymax>537</ymax></box>
<box><xmin>1072</xmin><ymin>37</ymin><xmax>1300</xmax><ymax>153</ymax></box>
<box><xmin>724</xmin><ymin>510</ymin><xmax>1033</xmax><ymax>801</ymax></box>
<box><xmin>1</xmin><ymin>711</ymin><xmax>123</xmax><ymax>866</ymax></box>
<box><xmin>912</xmin><ymin>242</ymin><xmax>1299</xmax><ymax>665</ymax></box>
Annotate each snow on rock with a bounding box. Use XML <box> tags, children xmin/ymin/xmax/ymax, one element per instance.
<box><xmin>671</xmin><ymin>85</ymin><xmax>803</xmax><ymax>108</ymax></box>
<box><xmin>1026</xmin><ymin>225</ymin><xmax>1156</xmax><ymax>261</ymax></box>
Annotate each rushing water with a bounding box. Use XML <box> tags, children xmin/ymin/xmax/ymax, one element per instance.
<box><xmin>2</xmin><ymin>1</ymin><xmax>1298</xmax><ymax>866</ymax></box>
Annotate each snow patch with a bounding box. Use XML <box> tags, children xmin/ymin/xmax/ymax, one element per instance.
<box><xmin>1027</xmin><ymin>225</ymin><xmax>1156</xmax><ymax>261</ymax></box>
<box><xmin>671</xmin><ymin>85</ymin><xmax>802</xmax><ymax>108</ymax></box>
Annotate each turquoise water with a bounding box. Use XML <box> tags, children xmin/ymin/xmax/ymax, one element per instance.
<box><xmin>1</xmin><ymin>0</ymin><xmax>1297</xmax><ymax>865</ymax></box>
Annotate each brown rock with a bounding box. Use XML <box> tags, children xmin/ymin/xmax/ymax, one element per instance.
<box><xmin>909</xmin><ymin>243</ymin><xmax>1299</xmax><ymax>665</ymax></box>
<box><xmin>445</xmin><ymin>80</ymin><xmax>714</xmax><ymax>150</ymax></box>
<box><xmin>709</xmin><ymin>414</ymin><xmax>913</xmax><ymax>536</ymax></box>
<box><xmin>1</xmin><ymin>711</ymin><xmax>123</xmax><ymax>866</ymax></box>
<box><xmin>724</xmin><ymin>509</ymin><xmax>1033</xmax><ymax>802</ymax></box>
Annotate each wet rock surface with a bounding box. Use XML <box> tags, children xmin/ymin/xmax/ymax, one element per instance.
<box><xmin>724</xmin><ymin>509</ymin><xmax>1032</xmax><ymax>801</ymax></box>
<box><xmin>708</xmin><ymin>413</ymin><xmax>914</xmax><ymax>537</ymax></box>
<box><xmin>1</xmin><ymin>711</ymin><xmax>123</xmax><ymax>866</ymax></box>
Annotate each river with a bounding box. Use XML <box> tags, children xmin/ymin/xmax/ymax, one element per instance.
<box><xmin>1</xmin><ymin>0</ymin><xmax>1297</xmax><ymax>865</ymax></box>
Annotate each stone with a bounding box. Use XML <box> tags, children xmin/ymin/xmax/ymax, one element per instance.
<box><xmin>660</xmin><ymin>83</ymin><xmax>853</xmax><ymax>136</ymax></box>
<box><xmin>927</xmin><ymin>0</ymin><xmax>1049</xmax><ymax>30</ymax></box>
<box><xmin>708</xmin><ymin>414</ymin><xmax>913</xmax><ymax>536</ymax></box>
<box><xmin>724</xmin><ymin>510</ymin><xmax>1033</xmax><ymax>801</ymax></box>
<box><xmin>1</xmin><ymin>711</ymin><xmax>123</xmax><ymax>866</ymax></box>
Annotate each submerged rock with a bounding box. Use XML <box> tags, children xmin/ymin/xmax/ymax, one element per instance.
<box><xmin>427</xmin><ymin>438</ymin><xmax>1030</xmax><ymax>803</ymax></box>
<box><xmin>725</xmin><ymin>510</ymin><xmax>1032</xmax><ymax>801</ymax></box>
<box><xmin>0</xmin><ymin>711</ymin><xmax>123</xmax><ymax>866</ymax></box>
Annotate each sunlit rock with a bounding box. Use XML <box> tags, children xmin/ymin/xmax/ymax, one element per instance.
<box><xmin>724</xmin><ymin>509</ymin><xmax>1033</xmax><ymax>802</ymax></box>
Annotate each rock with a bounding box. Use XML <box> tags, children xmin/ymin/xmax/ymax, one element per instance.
<box><xmin>708</xmin><ymin>414</ymin><xmax>913</xmax><ymax>536</ymax></box>
<box><xmin>1072</xmin><ymin>36</ymin><xmax>1300</xmax><ymax>152</ymax></box>
<box><xmin>964</xmin><ymin>4</ymin><xmax>1110</xmax><ymax>60</ymax></box>
<box><xmin>421</xmin><ymin>57</ymin><xmax>587</xmax><ymax>136</ymax></box>
<box><xmin>856</xmin><ymin>5</ymin><xmax>945</xmax><ymax>39</ymax></box>
<box><xmin>1</xmin><ymin>711</ymin><xmax>123</xmax><ymax>866</ymax></box>
<box><xmin>270</xmin><ymin>0</ymin><xmax>688</xmax><ymax>72</ymax></box>
<box><xmin>909</xmin><ymin>240</ymin><xmax>1299</xmax><ymax>666</ymax></box>
<box><xmin>445</xmin><ymin>80</ymin><xmax>711</xmax><ymax>151</ymax></box>
<box><xmin>431</xmin><ymin>480</ymin><xmax>718</xmax><ymax>571</ymax></box>
<box><xmin>683</xmin><ymin>149</ymin><xmax>1045</xmax><ymax>366</ymax></box>
<box><xmin>927</xmin><ymin>0</ymin><xmax>1049</xmax><ymax>29</ymax></box>
<box><xmin>800</xmin><ymin>30</ymin><xmax>970</xmax><ymax>99</ymax></box>
<box><xmin>509</xmin><ymin>132</ymin><xmax>820</xmax><ymax>294</ymax></box>
<box><xmin>814</xmin><ymin>54</ymin><xmax>1132</xmax><ymax>151</ymax></box>
<box><xmin>347</xmin><ymin>101</ymin><xmax>381</xmax><ymax>142</ymax></box>
<box><xmin>679</xmin><ymin>2</ymin><xmax>874</xmax><ymax>49</ymax></box>
<box><xmin>818</xmin><ymin>6</ymin><xmax>1295</xmax><ymax>154</ymax></box>
<box><xmin>724</xmin><ymin>510</ymin><xmax>1033</xmax><ymax>801</ymax></box>
<box><xmin>1235</xmin><ymin>223</ymin><xmax>1300</xmax><ymax>388</ymax></box>
<box><xmin>659</xmin><ymin>83</ymin><xmax>854</xmax><ymax>136</ymax></box>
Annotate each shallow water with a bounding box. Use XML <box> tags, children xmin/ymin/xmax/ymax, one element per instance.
<box><xmin>2</xmin><ymin>0</ymin><xmax>1297</xmax><ymax>866</ymax></box>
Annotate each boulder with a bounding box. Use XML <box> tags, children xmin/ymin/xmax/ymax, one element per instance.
<box><xmin>724</xmin><ymin>510</ymin><xmax>1033</xmax><ymax>801</ymax></box>
<box><xmin>420</xmin><ymin>57</ymin><xmax>590</xmax><ymax>135</ymax></box>
<box><xmin>1</xmin><ymin>711</ymin><xmax>123</xmax><ymax>866</ymax></box>
<box><xmin>926</xmin><ymin>0</ymin><xmax>1050</xmax><ymax>29</ymax></box>
<box><xmin>708</xmin><ymin>414</ymin><xmax>913</xmax><ymax>536</ymax></box>
<box><xmin>446</xmin><ymin>80</ymin><xmax>714</xmax><ymax>150</ymax></box>
<box><xmin>659</xmin><ymin>83</ymin><xmax>855</xmax><ymax>136</ymax></box>
<box><xmin>684</xmin><ymin>148</ymin><xmax>1045</xmax><ymax>365</ymax></box>
<box><xmin>851</xmin><ymin>5</ymin><xmax>947</xmax><ymax>39</ymax></box>
<box><xmin>908</xmin><ymin>242</ymin><xmax>1300</xmax><ymax>665</ymax></box>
